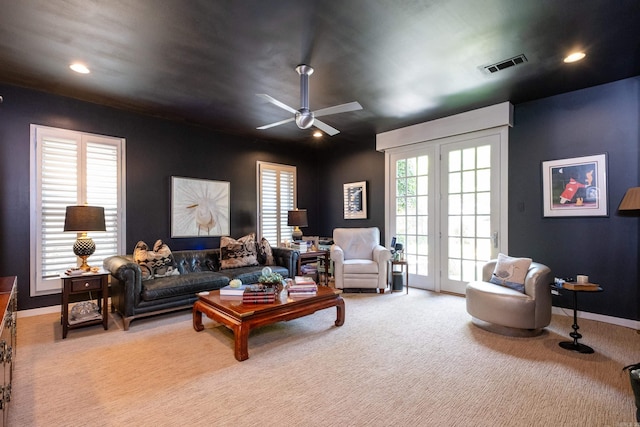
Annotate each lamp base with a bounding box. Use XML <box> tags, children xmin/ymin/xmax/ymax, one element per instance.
<box><xmin>73</xmin><ymin>236</ymin><xmax>95</xmax><ymax>271</ymax></box>
<box><xmin>292</xmin><ymin>227</ymin><xmax>303</xmax><ymax>241</ymax></box>
<box><xmin>78</xmin><ymin>255</ymin><xmax>91</xmax><ymax>271</ymax></box>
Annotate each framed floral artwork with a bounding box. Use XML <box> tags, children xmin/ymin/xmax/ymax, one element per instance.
<box><xmin>541</xmin><ymin>154</ymin><xmax>608</xmax><ymax>217</ymax></box>
<box><xmin>171</xmin><ymin>177</ymin><xmax>230</xmax><ymax>237</ymax></box>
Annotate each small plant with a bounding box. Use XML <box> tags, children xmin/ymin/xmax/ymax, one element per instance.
<box><xmin>258</xmin><ymin>271</ymin><xmax>283</xmax><ymax>285</ymax></box>
<box><xmin>258</xmin><ymin>266</ymin><xmax>284</xmax><ymax>288</ymax></box>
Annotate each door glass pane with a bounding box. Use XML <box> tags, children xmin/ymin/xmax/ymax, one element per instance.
<box><xmin>449</xmin><ymin>172</ymin><xmax>461</xmax><ymax>193</ymax></box>
<box><xmin>477</xmin><ymin>145</ymin><xmax>491</xmax><ymax>168</ymax></box>
<box><xmin>462</xmin><ymin>148</ymin><xmax>475</xmax><ymax>170</ymax></box>
<box><xmin>417</xmin><ymin>195</ymin><xmax>428</xmax><ymax>215</ymax></box>
<box><xmin>477</xmin><ymin>192</ymin><xmax>490</xmax><ymax>214</ymax></box>
<box><xmin>417</xmin><ymin>176</ymin><xmax>428</xmax><ymax>195</ymax></box>
<box><xmin>477</xmin><ymin>169</ymin><xmax>490</xmax><ymax>192</ymax></box>
<box><xmin>449</xmin><ymin>151</ymin><xmax>461</xmax><ymax>172</ymax></box>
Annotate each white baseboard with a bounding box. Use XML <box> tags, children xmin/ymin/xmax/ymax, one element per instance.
<box><xmin>552</xmin><ymin>306</ymin><xmax>640</xmax><ymax>330</ymax></box>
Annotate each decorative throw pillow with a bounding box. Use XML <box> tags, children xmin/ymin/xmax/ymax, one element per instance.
<box><xmin>133</xmin><ymin>240</ymin><xmax>179</xmax><ymax>280</ymax></box>
<box><xmin>257</xmin><ymin>237</ymin><xmax>275</xmax><ymax>265</ymax></box>
<box><xmin>489</xmin><ymin>253</ymin><xmax>532</xmax><ymax>293</ymax></box>
<box><xmin>220</xmin><ymin>233</ymin><xmax>259</xmax><ymax>270</ymax></box>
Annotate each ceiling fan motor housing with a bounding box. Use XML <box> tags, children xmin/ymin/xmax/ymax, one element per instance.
<box><xmin>295</xmin><ymin>108</ymin><xmax>314</xmax><ymax>129</ymax></box>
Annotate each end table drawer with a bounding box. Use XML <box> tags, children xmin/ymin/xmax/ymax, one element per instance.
<box><xmin>70</xmin><ymin>277</ymin><xmax>102</xmax><ymax>292</ymax></box>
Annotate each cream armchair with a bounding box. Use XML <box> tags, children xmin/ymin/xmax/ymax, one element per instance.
<box><xmin>466</xmin><ymin>259</ymin><xmax>553</xmax><ymax>336</ymax></box>
<box><xmin>331</xmin><ymin>227</ymin><xmax>392</xmax><ymax>292</ymax></box>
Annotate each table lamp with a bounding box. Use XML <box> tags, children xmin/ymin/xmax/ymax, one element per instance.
<box><xmin>287</xmin><ymin>209</ymin><xmax>308</xmax><ymax>241</ymax></box>
<box><xmin>64</xmin><ymin>205</ymin><xmax>106</xmax><ymax>271</ymax></box>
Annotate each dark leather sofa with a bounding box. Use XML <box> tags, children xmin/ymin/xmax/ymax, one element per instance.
<box><xmin>103</xmin><ymin>247</ymin><xmax>298</xmax><ymax>330</ymax></box>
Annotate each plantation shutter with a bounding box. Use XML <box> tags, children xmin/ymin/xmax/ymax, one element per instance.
<box><xmin>39</xmin><ymin>136</ymin><xmax>79</xmax><ymax>279</ymax></box>
<box><xmin>31</xmin><ymin>125</ymin><xmax>125</xmax><ymax>296</ymax></box>
<box><xmin>257</xmin><ymin>161</ymin><xmax>296</xmax><ymax>246</ymax></box>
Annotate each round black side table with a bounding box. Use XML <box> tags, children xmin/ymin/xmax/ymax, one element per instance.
<box><xmin>558</xmin><ymin>283</ymin><xmax>603</xmax><ymax>354</ymax></box>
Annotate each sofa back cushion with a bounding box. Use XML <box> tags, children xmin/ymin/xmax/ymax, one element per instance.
<box><xmin>173</xmin><ymin>249</ymin><xmax>220</xmax><ymax>274</ymax></box>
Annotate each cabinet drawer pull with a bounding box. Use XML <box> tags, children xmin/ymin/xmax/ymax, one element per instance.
<box><xmin>84</xmin><ymin>282</ymin><xmax>90</xmax><ymax>288</ymax></box>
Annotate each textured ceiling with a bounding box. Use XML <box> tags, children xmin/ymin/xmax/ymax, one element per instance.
<box><xmin>0</xmin><ymin>0</ymin><xmax>638</xmax><ymax>143</ymax></box>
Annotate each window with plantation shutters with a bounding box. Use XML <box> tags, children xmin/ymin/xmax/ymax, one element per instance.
<box><xmin>257</xmin><ymin>161</ymin><xmax>296</xmax><ymax>246</ymax></box>
<box><xmin>30</xmin><ymin>125</ymin><xmax>125</xmax><ymax>296</ymax></box>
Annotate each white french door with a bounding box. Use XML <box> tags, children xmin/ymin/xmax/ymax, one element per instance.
<box><xmin>387</xmin><ymin>128</ymin><xmax>507</xmax><ymax>294</ymax></box>
<box><xmin>390</xmin><ymin>147</ymin><xmax>437</xmax><ymax>290</ymax></box>
<box><xmin>439</xmin><ymin>134</ymin><xmax>502</xmax><ymax>294</ymax></box>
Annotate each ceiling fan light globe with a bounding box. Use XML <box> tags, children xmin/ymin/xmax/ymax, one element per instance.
<box><xmin>295</xmin><ymin>110</ymin><xmax>314</xmax><ymax>129</ymax></box>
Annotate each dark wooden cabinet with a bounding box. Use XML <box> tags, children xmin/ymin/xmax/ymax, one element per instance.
<box><xmin>0</xmin><ymin>276</ymin><xmax>17</xmax><ymax>426</ymax></box>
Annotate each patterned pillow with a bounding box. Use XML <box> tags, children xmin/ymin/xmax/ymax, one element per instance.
<box><xmin>257</xmin><ymin>237</ymin><xmax>275</xmax><ymax>265</ymax></box>
<box><xmin>220</xmin><ymin>233</ymin><xmax>259</xmax><ymax>270</ymax></box>
<box><xmin>133</xmin><ymin>240</ymin><xmax>179</xmax><ymax>280</ymax></box>
<box><xmin>489</xmin><ymin>253</ymin><xmax>532</xmax><ymax>293</ymax></box>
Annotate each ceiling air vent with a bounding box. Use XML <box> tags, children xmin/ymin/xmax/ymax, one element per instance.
<box><xmin>483</xmin><ymin>54</ymin><xmax>528</xmax><ymax>74</ymax></box>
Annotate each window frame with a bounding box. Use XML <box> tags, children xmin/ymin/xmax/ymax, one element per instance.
<box><xmin>29</xmin><ymin>124</ymin><xmax>126</xmax><ymax>296</ymax></box>
<box><xmin>256</xmin><ymin>161</ymin><xmax>297</xmax><ymax>246</ymax></box>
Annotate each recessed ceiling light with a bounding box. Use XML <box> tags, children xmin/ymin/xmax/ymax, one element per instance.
<box><xmin>563</xmin><ymin>52</ymin><xmax>586</xmax><ymax>63</ymax></box>
<box><xmin>69</xmin><ymin>63</ymin><xmax>90</xmax><ymax>74</ymax></box>
<box><xmin>313</xmin><ymin>131</ymin><xmax>323</xmax><ymax>137</ymax></box>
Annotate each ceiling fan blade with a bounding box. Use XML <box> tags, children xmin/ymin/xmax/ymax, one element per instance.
<box><xmin>256</xmin><ymin>94</ymin><xmax>298</xmax><ymax>114</ymax></box>
<box><xmin>313</xmin><ymin>119</ymin><xmax>340</xmax><ymax>136</ymax></box>
<box><xmin>257</xmin><ymin>117</ymin><xmax>295</xmax><ymax>130</ymax></box>
<box><xmin>313</xmin><ymin>101</ymin><xmax>362</xmax><ymax>118</ymax></box>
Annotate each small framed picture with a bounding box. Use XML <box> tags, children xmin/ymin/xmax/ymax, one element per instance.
<box><xmin>344</xmin><ymin>181</ymin><xmax>367</xmax><ymax>219</ymax></box>
<box><xmin>541</xmin><ymin>154</ymin><xmax>608</xmax><ymax>217</ymax></box>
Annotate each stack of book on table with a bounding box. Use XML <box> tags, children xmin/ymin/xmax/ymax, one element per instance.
<box><xmin>242</xmin><ymin>285</ymin><xmax>277</xmax><ymax>304</ymax></box>
<box><xmin>219</xmin><ymin>284</ymin><xmax>246</xmax><ymax>300</ymax></box>
<box><xmin>288</xmin><ymin>276</ymin><xmax>318</xmax><ymax>297</ymax></box>
<box><xmin>291</xmin><ymin>242</ymin><xmax>308</xmax><ymax>253</ymax></box>
<box><xmin>219</xmin><ymin>284</ymin><xmax>249</xmax><ymax>296</ymax></box>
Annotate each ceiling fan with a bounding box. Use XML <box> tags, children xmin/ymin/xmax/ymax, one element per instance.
<box><xmin>257</xmin><ymin>64</ymin><xmax>362</xmax><ymax>136</ymax></box>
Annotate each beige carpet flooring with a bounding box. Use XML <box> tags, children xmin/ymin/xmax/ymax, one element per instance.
<box><xmin>9</xmin><ymin>289</ymin><xmax>639</xmax><ymax>426</ymax></box>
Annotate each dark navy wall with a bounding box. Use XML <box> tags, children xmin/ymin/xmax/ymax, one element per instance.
<box><xmin>1</xmin><ymin>76</ymin><xmax>638</xmax><ymax>321</ymax></box>
<box><xmin>0</xmin><ymin>83</ymin><xmax>321</xmax><ymax>310</ymax></box>
<box><xmin>509</xmin><ymin>77</ymin><xmax>640</xmax><ymax>320</ymax></box>
<box><xmin>319</xmin><ymin>138</ymin><xmax>387</xmax><ymax>240</ymax></box>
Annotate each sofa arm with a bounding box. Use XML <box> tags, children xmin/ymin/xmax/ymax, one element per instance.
<box><xmin>103</xmin><ymin>255</ymin><xmax>142</xmax><ymax>316</ymax></box>
<box><xmin>271</xmin><ymin>247</ymin><xmax>299</xmax><ymax>278</ymax></box>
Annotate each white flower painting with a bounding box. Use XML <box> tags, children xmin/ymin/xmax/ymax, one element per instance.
<box><xmin>171</xmin><ymin>177</ymin><xmax>230</xmax><ymax>237</ymax></box>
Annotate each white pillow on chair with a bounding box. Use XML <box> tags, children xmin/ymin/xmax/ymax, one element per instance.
<box><xmin>488</xmin><ymin>253</ymin><xmax>532</xmax><ymax>293</ymax></box>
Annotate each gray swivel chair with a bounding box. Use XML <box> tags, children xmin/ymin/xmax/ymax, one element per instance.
<box><xmin>466</xmin><ymin>259</ymin><xmax>553</xmax><ymax>336</ymax></box>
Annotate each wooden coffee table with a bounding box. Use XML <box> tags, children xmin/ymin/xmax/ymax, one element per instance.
<box><xmin>193</xmin><ymin>286</ymin><xmax>345</xmax><ymax>361</ymax></box>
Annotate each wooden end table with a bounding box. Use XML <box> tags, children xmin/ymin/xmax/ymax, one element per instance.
<box><xmin>297</xmin><ymin>249</ymin><xmax>331</xmax><ymax>286</ymax></box>
<box><xmin>193</xmin><ymin>286</ymin><xmax>344</xmax><ymax>361</ymax></box>
<box><xmin>60</xmin><ymin>271</ymin><xmax>109</xmax><ymax>339</ymax></box>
